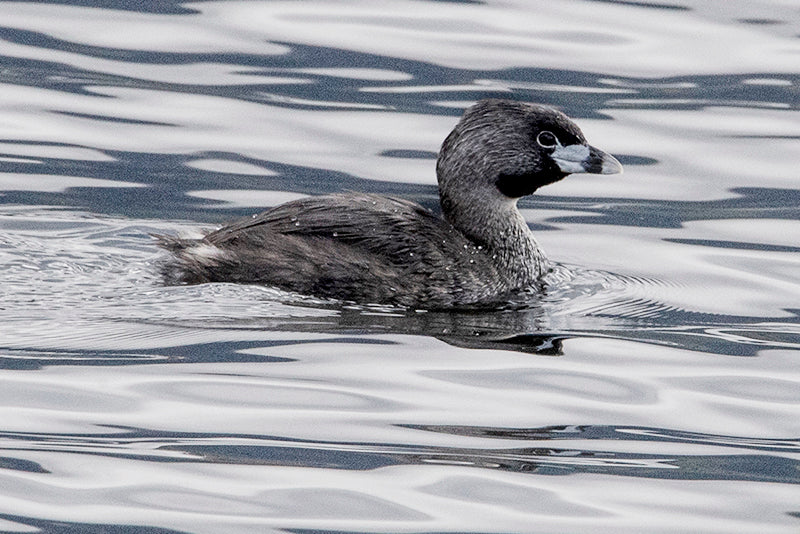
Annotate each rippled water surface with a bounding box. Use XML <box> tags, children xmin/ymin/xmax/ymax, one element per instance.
<box><xmin>0</xmin><ymin>1</ymin><xmax>799</xmax><ymax>532</ymax></box>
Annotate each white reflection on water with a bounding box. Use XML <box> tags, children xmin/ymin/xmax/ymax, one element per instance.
<box><xmin>532</xmin><ymin>218</ymin><xmax>800</xmax><ymax>317</ymax></box>
<box><xmin>0</xmin><ymin>451</ymin><xmax>798</xmax><ymax>534</ymax></box>
<box><xmin>0</xmin><ymin>84</ymin><xmax>449</xmax><ymax>185</ymax></box>
<box><xmin>197</xmin><ymin>0</ymin><xmax>800</xmax><ymax>75</ymax></box>
<box><xmin>0</xmin><ymin>0</ymin><xmax>799</xmax><ymax>532</ymax></box>
<box><xmin>0</xmin><ymin>172</ymin><xmax>144</xmax><ymax>192</ymax></box>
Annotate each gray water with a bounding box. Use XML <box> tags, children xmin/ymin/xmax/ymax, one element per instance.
<box><xmin>0</xmin><ymin>1</ymin><xmax>799</xmax><ymax>533</ymax></box>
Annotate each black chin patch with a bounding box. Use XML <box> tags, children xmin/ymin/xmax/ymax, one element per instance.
<box><xmin>496</xmin><ymin>170</ymin><xmax>567</xmax><ymax>198</ymax></box>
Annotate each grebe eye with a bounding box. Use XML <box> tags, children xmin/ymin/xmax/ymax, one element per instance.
<box><xmin>537</xmin><ymin>131</ymin><xmax>558</xmax><ymax>148</ymax></box>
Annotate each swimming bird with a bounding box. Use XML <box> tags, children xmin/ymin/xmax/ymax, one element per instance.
<box><xmin>157</xmin><ymin>99</ymin><xmax>622</xmax><ymax>308</ymax></box>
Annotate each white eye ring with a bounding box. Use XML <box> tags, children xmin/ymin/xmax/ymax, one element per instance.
<box><xmin>537</xmin><ymin>131</ymin><xmax>559</xmax><ymax>148</ymax></box>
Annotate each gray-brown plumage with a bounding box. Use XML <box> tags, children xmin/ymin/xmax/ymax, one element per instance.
<box><xmin>157</xmin><ymin>99</ymin><xmax>622</xmax><ymax>308</ymax></box>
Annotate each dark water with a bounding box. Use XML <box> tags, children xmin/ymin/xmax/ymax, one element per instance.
<box><xmin>0</xmin><ymin>1</ymin><xmax>798</xmax><ymax>532</ymax></box>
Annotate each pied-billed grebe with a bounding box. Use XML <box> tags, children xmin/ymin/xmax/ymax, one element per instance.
<box><xmin>157</xmin><ymin>99</ymin><xmax>622</xmax><ymax>308</ymax></box>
